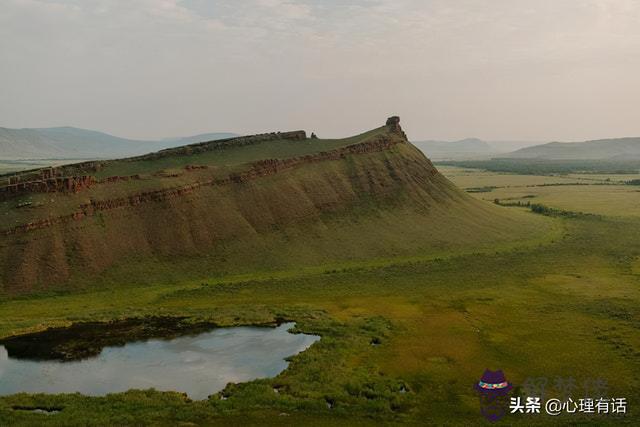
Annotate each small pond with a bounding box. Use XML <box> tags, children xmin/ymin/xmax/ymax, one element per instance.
<box><xmin>0</xmin><ymin>322</ymin><xmax>319</xmax><ymax>400</ymax></box>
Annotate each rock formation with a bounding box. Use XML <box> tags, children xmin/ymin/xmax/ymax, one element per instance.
<box><xmin>386</xmin><ymin>116</ymin><xmax>400</xmax><ymax>127</ymax></box>
<box><xmin>386</xmin><ymin>116</ymin><xmax>407</xmax><ymax>139</ymax></box>
<box><xmin>0</xmin><ymin>175</ymin><xmax>94</xmax><ymax>200</ymax></box>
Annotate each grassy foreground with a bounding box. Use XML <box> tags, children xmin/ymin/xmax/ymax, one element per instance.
<box><xmin>1</xmin><ymin>154</ymin><xmax>639</xmax><ymax>425</ymax></box>
<box><xmin>1</xmin><ymin>208</ymin><xmax>639</xmax><ymax>425</ymax></box>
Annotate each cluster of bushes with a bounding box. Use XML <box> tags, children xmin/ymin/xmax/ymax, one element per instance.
<box><xmin>465</xmin><ymin>186</ymin><xmax>496</xmax><ymax>193</ymax></box>
<box><xmin>493</xmin><ymin>199</ymin><xmax>530</xmax><ymax>208</ymax></box>
<box><xmin>493</xmin><ymin>199</ymin><xmax>599</xmax><ymax>219</ymax></box>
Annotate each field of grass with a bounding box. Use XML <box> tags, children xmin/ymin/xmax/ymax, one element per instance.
<box><xmin>489</xmin><ymin>185</ymin><xmax>640</xmax><ymax>217</ymax></box>
<box><xmin>439</xmin><ymin>166</ymin><xmax>640</xmax><ymax>217</ymax></box>
<box><xmin>1</xmin><ymin>150</ymin><xmax>639</xmax><ymax>425</ymax></box>
<box><xmin>0</xmin><ymin>212</ymin><xmax>638</xmax><ymax>425</ymax></box>
<box><xmin>437</xmin><ymin>165</ymin><xmax>606</xmax><ymax>188</ymax></box>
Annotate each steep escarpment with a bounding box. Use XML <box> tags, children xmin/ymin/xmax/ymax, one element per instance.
<box><xmin>0</xmin><ymin>117</ymin><xmax>549</xmax><ymax>294</ymax></box>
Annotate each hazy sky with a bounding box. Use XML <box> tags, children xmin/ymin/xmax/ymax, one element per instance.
<box><xmin>2</xmin><ymin>0</ymin><xmax>640</xmax><ymax>142</ymax></box>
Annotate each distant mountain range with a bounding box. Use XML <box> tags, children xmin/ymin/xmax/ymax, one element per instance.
<box><xmin>501</xmin><ymin>137</ymin><xmax>640</xmax><ymax>160</ymax></box>
<box><xmin>0</xmin><ymin>127</ymin><xmax>238</xmax><ymax>160</ymax></box>
<box><xmin>6</xmin><ymin>127</ymin><xmax>639</xmax><ymax>163</ymax></box>
<box><xmin>414</xmin><ymin>136</ymin><xmax>640</xmax><ymax>162</ymax></box>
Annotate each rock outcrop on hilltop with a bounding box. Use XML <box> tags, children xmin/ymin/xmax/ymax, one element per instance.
<box><xmin>386</xmin><ymin>116</ymin><xmax>408</xmax><ymax>139</ymax></box>
<box><xmin>386</xmin><ymin>116</ymin><xmax>401</xmax><ymax>127</ymax></box>
<box><xmin>0</xmin><ymin>170</ymin><xmax>94</xmax><ymax>200</ymax></box>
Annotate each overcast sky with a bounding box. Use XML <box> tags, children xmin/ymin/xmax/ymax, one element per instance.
<box><xmin>2</xmin><ymin>0</ymin><xmax>640</xmax><ymax>142</ymax></box>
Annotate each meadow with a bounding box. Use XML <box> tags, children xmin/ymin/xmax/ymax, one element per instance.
<box><xmin>0</xmin><ymin>166</ymin><xmax>639</xmax><ymax>425</ymax></box>
<box><xmin>439</xmin><ymin>165</ymin><xmax>640</xmax><ymax>217</ymax></box>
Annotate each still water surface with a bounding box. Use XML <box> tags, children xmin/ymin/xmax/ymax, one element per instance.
<box><xmin>0</xmin><ymin>322</ymin><xmax>319</xmax><ymax>400</ymax></box>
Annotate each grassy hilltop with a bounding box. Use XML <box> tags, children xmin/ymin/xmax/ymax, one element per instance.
<box><xmin>1</xmin><ymin>119</ymin><xmax>638</xmax><ymax>425</ymax></box>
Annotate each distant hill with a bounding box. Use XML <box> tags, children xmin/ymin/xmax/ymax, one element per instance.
<box><xmin>503</xmin><ymin>137</ymin><xmax>640</xmax><ymax>160</ymax></box>
<box><xmin>0</xmin><ymin>127</ymin><xmax>238</xmax><ymax>160</ymax></box>
<box><xmin>413</xmin><ymin>138</ymin><xmax>495</xmax><ymax>160</ymax></box>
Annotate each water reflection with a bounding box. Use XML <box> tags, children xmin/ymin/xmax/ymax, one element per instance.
<box><xmin>0</xmin><ymin>322</ymin><xmax>319</xmax><ymax>400</ymax></box>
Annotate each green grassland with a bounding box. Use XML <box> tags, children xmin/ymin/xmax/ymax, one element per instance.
<box><xmin>489</xmin><ymin>185</ymin><xmax>640</xmax><ymax>217</ymax></box>
<box><xmin>1</xmin><ymin>213</ymin><xmax>638</xmax><ymax>425</ymax></box>
<box><xmin>439</xmin><ymin>165</ymin><xmax>640</xmax><ymax>217</ymax></box>
<box><xmin>1</xmin><ymin>141</ymin><xmax>639</xmax><ymax>425</ymax></box>
<box><xmin>437</xmin><ymin>165</ymin><xmax>608</xmax><ymax>188</ymax></box>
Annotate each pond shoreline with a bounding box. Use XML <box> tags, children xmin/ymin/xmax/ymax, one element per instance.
<box><xmin>0</xmin><ymin>315</ymin><xmax>301</xmax><ymax>361</ymax></box>
<box><xmin>0</xmin><ymin>320</ymin><xmax>321</xmax><ymax>400</ymax></box>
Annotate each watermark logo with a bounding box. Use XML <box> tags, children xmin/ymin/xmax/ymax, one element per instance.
<box><xmin>475</xmin><ymin>369</ymin><xmax>513</xmax><ymax>422</ymax></box>
<box><xmin>475</xmin><ymin>371</ymin><xmax>628</xmax><ymax>422</ymax></box>
<box><xmin>509</xmin><ymin>396</ymin><xmax>627</xmax><ymax>416</ymax></box>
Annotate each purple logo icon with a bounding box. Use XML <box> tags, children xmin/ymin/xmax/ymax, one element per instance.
<box><xmin>475</xmin><ymin>369</ymin><xmax>513</xmax><ymax>422</ymax></box>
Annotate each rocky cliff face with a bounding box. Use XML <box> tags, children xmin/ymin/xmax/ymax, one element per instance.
<box><xmin>0</xmin><ymin>170</ymin><xmax>95</xmax><ymax>200</ymax></box>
